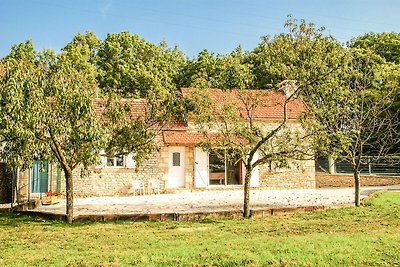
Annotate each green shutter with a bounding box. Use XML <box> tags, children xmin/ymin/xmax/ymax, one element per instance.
<box><xmin>30</xmin><ymin>160</ymin><xmax>49</xmax><ymax>193</ymax></box>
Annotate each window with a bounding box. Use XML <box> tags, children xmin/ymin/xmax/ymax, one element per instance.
<box><xmin>107</xmin><ymin>155</ymin><xmax>124</xmax><ymax>167</ymax></box>
<box><xmin>172</xmin><ymin>152</ymin><xmax>181</xmax><ymax>166</ymax></box>
<box><xmin>209</xmin><ymin>150</ymin><xmax>242</xmax><ymax>185</ymax></box>
<box><xmin>98</xmin><ymin>151</ymin><xmax>136</xmax><ymax>168</ymax></box>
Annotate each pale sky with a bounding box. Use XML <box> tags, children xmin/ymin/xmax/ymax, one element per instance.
<box><xmin>1</xmin><ymin>0</ymin><xmax>399</xmax><ymax>58</ymax></box>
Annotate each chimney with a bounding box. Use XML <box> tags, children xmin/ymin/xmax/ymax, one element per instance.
<box><xmin>278</xmin><ymin>80</ymin><xmax>297</xmax><ymax>98</ymax></box>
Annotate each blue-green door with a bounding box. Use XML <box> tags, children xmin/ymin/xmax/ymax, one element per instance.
<box><xmin>30</xmin><ymin>160</ymin><xmax>49</xmax><ymax>193</ymax></box>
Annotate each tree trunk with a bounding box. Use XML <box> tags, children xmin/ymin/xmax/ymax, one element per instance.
<box><xmin>65</xmin><ymin>169</ymin><xmax>74</xmax><ymax>223</ymax></box>
<box><xmin>328</xmin><ymin>155</ymin><xmax>335</xmax><ymax>174</ymax></box>
<box><xmin>243</xmin><ymin>167</ymin><xmax>252</xmax><ymax>218</ymax></box>
<box><xmin>353</xmin><ymin>169</ymin><xmax>361</xmax><ymax>207</ymax></box>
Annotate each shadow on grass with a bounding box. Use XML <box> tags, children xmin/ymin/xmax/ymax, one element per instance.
<box><xmin>1</xmin><ymin>192</ymin><xmax>398</xmax><ymax>228</ymax></box>
<box><xmin>0</xmin><ymin>212</ymin><xmax>50</xmax><ymax>225</ymax></box>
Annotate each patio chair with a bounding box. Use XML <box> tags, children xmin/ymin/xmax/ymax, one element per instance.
<box><xmin>148</xmin><ymin>179</ymin><xmax>161</xmax><ymax>195</ymax></box>
<box><xmin>131</xmin><ymin>180</ymin><xmax>145</xmax><ymax>196</ymax></box>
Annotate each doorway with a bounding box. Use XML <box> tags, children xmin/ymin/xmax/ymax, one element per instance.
<box><xmin>168</xmin><ymin>147</ymin><xmax>185</xmax><ymax>188</ymax></box>
<box><xmin>30</xmin><ymin>160</ymin><xmax>49</xmax><ymax>194</ymax></box>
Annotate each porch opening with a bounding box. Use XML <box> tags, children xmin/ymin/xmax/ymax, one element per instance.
<box><xmin>209</xmin><ymin>150</ymin><xmax>242</xmax><ymax>186</ymax></box>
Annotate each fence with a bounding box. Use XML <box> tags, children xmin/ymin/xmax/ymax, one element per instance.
<box><xmin>316</xmin><ymin>156</ymin><xmax>400</xmax><ymax>176</ymax></box>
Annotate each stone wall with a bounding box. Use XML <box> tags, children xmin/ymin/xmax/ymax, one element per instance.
<box><xmin>316</xmin><ymin>172</ymin><xmax>400</xmax><ymax>188</ymax></box>
<box><xmin>185</xmin><ymin>146</ymin><xmax>194</xmax><ymax>188</ymax></box>
<box><xmin>259</xmin><ymin>159</ymin><xmax>316</xmax><ymax>189</ymax></box>
<box><xmin>15</xmin><ymin>145</ymin><xmax>317</xmax><ymax>199</ymax></box>
<box><xmin>0</xmin><ymin>163</ymin><xmax>12</xmax><ymax>203</ymax></box>
<box><xmin>15</xmin><ymin>146</ymin><xmax>171</xmax><ymax>198</ymax></box>
<box><xmin>74</xmin><ymin>145</ymin><xmax>195</xmax><ymax>196</ymax></box>
<box><xmin>74</xmin><ymin>147</ymin><xmax>169</xmax><ymax>197</ymax></box>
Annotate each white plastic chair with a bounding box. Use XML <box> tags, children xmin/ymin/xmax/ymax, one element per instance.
<box><xmin>148</xmin><ymin>179</ymin><xmax>160</xmax><ymax>195</ymax></box>
<box><xmin>131</xmin><ymin>180</ymin><xmax>145</xmax><ymax>196</ymax></box>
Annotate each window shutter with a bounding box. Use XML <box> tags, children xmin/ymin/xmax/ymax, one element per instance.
<box><xmin>125</xmin><ymin>153</ymin><xmax>136</xmax><ymax>168</ymax></box>
<box><xmin>96</xmin><ymin>150</ymin><xmax>107</xmax><ymax>168</ymax></box>
<box><xmin>194</xmin><ymin>147</ymin><xmax>208</xmax><ymax>187</ymax></box>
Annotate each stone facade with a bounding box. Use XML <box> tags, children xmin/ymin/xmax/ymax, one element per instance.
<box><xmin>15</xmin><ymin>145</ymin><xmax>316</xmax><ymax>199</ymax></box>
<box><xmin>316</xmin><ymin>172</ymin><xmax>400</xmax><ymax>188</ymax></box>
<box><xmin>259</xmin><ymin>159</ymin><xmax>316</xmax><ymax>189</ymax></box>
<box><xmin>74</xmin><ymin>147</ymin><xmax>170</xmax><ymax>197</ymax></box>
<box><xmin>184</xmin><ymin>146</ymin><xmax>194</xmax><ymax>189</ymax></box>
<box><xmin>15</xmin><ymin>144</ymin><xmax>180</xmax><ymax>198</ymax></box>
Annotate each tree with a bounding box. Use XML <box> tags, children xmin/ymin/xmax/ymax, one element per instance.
<box><xmin>249</xmin><ymin>16</ymin><xmax>344</xmax><ymax>92</ymax></box>
<box><xmin>180</xmin><ymin>47</ymin><xmax>254</xmax><ymax>89</ymax></box>
<box><xmin>62</xmin><ymin>31</ymin><xmax>101</xmax><ymax>65</ymax></box>
<box><xmin>308</xmin><ymin>48</ymin><xmax>400</xmax><ymax>206</ymax></box>
<box><xmin>97</xmin><ymin>32</ymin><xmax>184</xmax><ymax>98</ymax></box>
<box><xmin>187</xmin><ymin>87</ymin><xmax>312</xmax><ymax>218</ymax></box>
<box><xmin>104</xmin><ymin>92</ymin><xmax>184</xmax><ymax>168</ymax></box>
<box><xmin>0</xmin><ymin>41</ymin><xmax>106</xmax><ymax>223</ymax></box>
<box><xmin>350</xmin><ymin>32</ymin><xmax>400</xmax><ymax>64</ymax></box>
<box><xmin>350</xmin><ymin>32</ymin><xmax>400</xmax><ymax>145</ymax></box>
<box><xmin>0</xmin><ymin>39</ymin><xmax>178</xmax><ymax>223</ymax></box>
<box><xmin>187</xmin><ymin>17</ymin><xmax>345</xmax><ymax>218</ymax></box>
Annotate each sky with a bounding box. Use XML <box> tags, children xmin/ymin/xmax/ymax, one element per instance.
<box><xmin>1</xmin><ymin>0</ymin><xmax>400</xmax><ymax>58</ymax></box>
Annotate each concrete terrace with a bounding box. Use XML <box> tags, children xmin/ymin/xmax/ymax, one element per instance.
<box><xmin>17</xmin><ymin>185</ymin><xmax>399</xmax><ymax>221</ymax></box>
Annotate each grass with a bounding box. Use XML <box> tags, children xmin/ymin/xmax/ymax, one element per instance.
<box><xmin>0</xmin><ymin>192</ymin><xmax>399</xmax><ymax>267</ymax></box>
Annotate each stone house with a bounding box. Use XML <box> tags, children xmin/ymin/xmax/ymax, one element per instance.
<box><xmin>7</xmin><ymin>87</ymin><xmax>315</xmax><ymax>201</ymax></box>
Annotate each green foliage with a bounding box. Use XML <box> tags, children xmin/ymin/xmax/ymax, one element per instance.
<box><xmin>350</xmin><ymin>32</ymin><xmax>400</xmax><ymax>64</ymax></box>
<box><xmin>180</xmin><ymin>47</ymin><xmax>254</xmax><ymax>89</ymax></box>
<box><xmin>249</xmin><ymin>15</ymin><xmax>344</xmax><ymax>92</ymax></box>
<box><xmin>0</xmin><ymin>39</ymin><xmax>106</xmax><ymax>172</ymax></box>
<box><xmin>5</xmin><ymin>40</ymin><xmax>37</xmax><ymax>62</ymax></box>
<box><xmin>310</xmin><ymin>47</ymin><xmax>400</xmax><ymax>159</ymax></box>
<box><xmin>62</xmin><ymin>31</ymin><xmax>101</xmax><ymax>65</ymax></box>
<box><xmin>0</xmin><ymin>57</ymin><xmax>47</xmax><ymax>169</ymax></box>
<box><xmin>0</xmin><ymin>37</ymin><xmax>180</xmax><ymax>222</ymax></box>
<box><xmin>97</xmin><ymin>32</ymin><xmax>184</xmax><ymax>98</ymax></box>
<box><xmin>350</xmin><ymin>32</ymin><xmax>400</xmax><ymax>128</ymax></box>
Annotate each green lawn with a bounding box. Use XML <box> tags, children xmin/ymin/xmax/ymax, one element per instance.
<box><xmin>1</xmin><ymin>192</ymin><xmax>399</xmax><ymax>267</ymax></box>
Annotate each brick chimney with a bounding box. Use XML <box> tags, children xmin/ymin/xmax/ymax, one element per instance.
<box><xmin>278</xmin><ymin>80</ymin><xmax>297</xmax><ymax>98</ymax></box>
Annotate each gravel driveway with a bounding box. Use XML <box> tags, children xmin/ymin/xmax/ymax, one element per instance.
<box><xmin>33</xmin><ymin>186</ymin><xmax>396</xmax><ymax>216</ymax></box>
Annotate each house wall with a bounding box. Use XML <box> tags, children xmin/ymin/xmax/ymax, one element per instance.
<box><xmin>187</xmin><ymin>119</ymin><xmax>316</xmax><ymax>189</ymax></box>
<box><xmin>74</xmin><ymin>146</ymin><xmax>170</xmax><ymax>197</ymax></box>
<box><xmin>72</xmin><ymin>145</ymin><xmax>195</xmax><ymax>196</ymax></box>
<box><xmin>16</xmin><ymin>144</ymin><xmax>315</xmax><ymax>199</ymax></box>
<box><xmin>316</xmin><ymin>172</ymin><xmax>400</xmax><ymax>188</ymax></box>
<box><xmin>15</xmin><ymin>146</ymin><xmax>181</xmax><ymax>199</ymax></box>
<box><xmin>259</xmin><ymin>159</ymin><xmax>316</xmax><ymax>189</ymax></box>
<box><xmin>16</xmin><ymin>163</ymin><xmax>60</xmax><ymax>201</ymax></box>
<box><xmin>185</xmin><ymin>146</ymin><xmax>194</xmax><ymax>188</ymax></box>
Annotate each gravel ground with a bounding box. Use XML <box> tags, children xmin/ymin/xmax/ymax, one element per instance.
<box><xmin>31</xmin><ymin>186</ymin><xmax>397</xmax><ymax>216</ymax></box>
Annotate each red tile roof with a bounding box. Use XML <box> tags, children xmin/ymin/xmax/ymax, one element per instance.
<box><xmin>163</xmin><ymin>130</ymin><xmax>247</xmax><ymax>145</ymax></box>
<box><xmin>163</xmin><ymin>131</ymin><xmax>218</xmax><ymax>145</ymax></box>
<box><xmin>92</xmin><ymin>98</ymin><xmax>184</xmax><ymax>129</ymax></box>
<box><xmin>181</xmin><ymin>88</ymin><xmax>307</xmax><ymax>119</ymax></box>
<box><xmin>92</xmin><ymin>98</ymin><xmax>147</xmax><ymax>119</ymax></box>
<box><xmin>90</xmin><ymin>88</ymin><xmax>308</xmax><ymax>145</ymax></box>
